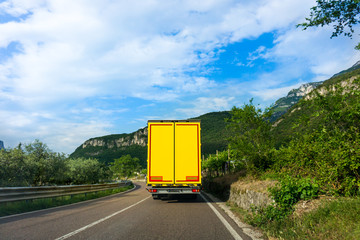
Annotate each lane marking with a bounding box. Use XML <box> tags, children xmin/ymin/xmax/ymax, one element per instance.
<box><xmin>55</xmin><ymin>196</ymin><xmax>151</xmax><ymax>240</ymax></box>
<box><xmin>200</xmin><ymin>194</ymin><xmax>243</xmax><ymax>240</ymax></box>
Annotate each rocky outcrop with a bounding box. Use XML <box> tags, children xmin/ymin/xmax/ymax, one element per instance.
<box><xmin>81</xmin><ymin>128</ymin><xmax>148</xmax><ymax>149</ymax></box>
<box><xmin>229</xmin><ymin>180</ymin><xmax>276</xmax><ymax>210</ymax></box>
<box><xmin>305</xmin><ymin>75</ymin><xmax>359</xmax><ymax>100</ymax></box>
<box><xmin>270</xmin><ymin>81</ymin><xmax>323</xmax><ymax>122</ymax></box>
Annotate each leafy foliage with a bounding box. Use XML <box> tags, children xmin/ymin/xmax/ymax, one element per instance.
<box><xmin>298</xmin><ymin>0</ymin><xmax>360</xmax><ymax>49</ymax></box>
<box><xmin>202</xmin><ymin>150</ymin><xmax>235</xmax><ymax>177</ymax></box>
<box><xmin>248</xmin><ymin>177</ymin><xmax>319</xmax><ymax>226</ymax></box>
<box><xmin>192</xmin><ymin>111</ymin><xmax>232</xmax><ymax>155</ymax></box>
<box><xmin>226</xmin><ymin>99</ymin><xmax>274</xmax><ymax>172</ymax></box>
<box><xmin>110</xmin><ymin>154</ymin><xmax>140</xmax><ymax>179</ymax></box>
<box><xmin>273</xmin><ymin>76</ymin><xmax>360</xmax><ymax>196</ymax></box>
<box><xmin>0</xmin><ymin>140</ymin><xmax>112</xmax><ymax>186</ymax></box>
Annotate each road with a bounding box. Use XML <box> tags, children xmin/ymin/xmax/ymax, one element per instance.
<box><xmin>0</xmin><ymin>182</ymin><xmax>255</xmax><ymax>240</ymax></box>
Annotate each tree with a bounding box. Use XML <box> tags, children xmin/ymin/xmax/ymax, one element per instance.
<box><xmin>24</xmin><ymin>140</ymin><xmax>68</xmax><ymax>185</ymax></box>
<box><xmin>298</xmin><ymin>0</ymin><xmax>360</xmax><ymax>49</ymax></box>
<box><xmin>0</xmin><ymin>147</ymin><xmax>29</xmax><ymax>186</ymax></box>
<box><xmin>202</xmin><ymin>151</ymin><xmax>228</xmax><ymax>177</ymax></box>
<box><xmin>111</xmin><ymin>155</ymin><xmax>140</xmax><ymax>179</ymax></box>
<box><xmin>226</xmin><ymin>99</ymin><xmax>274</xmax><ymax>172</ymax></box>
<box><xmin>67</xmin><ymin>157</ymin><xmax>107</xmax><ymax>184</ymax></box>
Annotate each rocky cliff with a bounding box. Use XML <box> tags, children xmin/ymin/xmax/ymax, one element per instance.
<box><xmin>81</xmin><ymin>128</ymin><xmax>147</xmax><ymax>149</ymax></box>
<box><xmin>70</xmin><ymin>112</ymin><xmax>231</xmax><ymax>166</ymax></box>
<box><xmin>270</xmin><ymin>81</ymin><xmax>323</xmax><ymax>121</ymax></box>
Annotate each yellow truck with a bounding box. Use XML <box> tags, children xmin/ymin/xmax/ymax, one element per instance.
<box><xmin>146</xmin><ymin>120</ymin><xmax>202</xmax><ymax>199</ymax></box>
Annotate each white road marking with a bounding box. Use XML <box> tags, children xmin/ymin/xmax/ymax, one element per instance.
<box><xmin>200</xmin><ymin>194</ymin><xmax>243</xmax><ymax>240</ymax></box>
<box><xmin>55</xmin><ymin>196</ymin><xmax>151</xmax><ymax>240</ymax></box>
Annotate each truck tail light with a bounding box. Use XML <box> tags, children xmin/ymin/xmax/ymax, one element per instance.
<box><xmin>149</xmin><ymin>189</ymin><xmax>157</xmax><ymax>193</ymax></box>
<box><xmin>192</xmin><ymin>189</ymin><xmax>200</xmax><ymax>192</ymax></box>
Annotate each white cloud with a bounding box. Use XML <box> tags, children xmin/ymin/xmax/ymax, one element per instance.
<box><xmin>176</xmin><ymin>96</ymin><xmax>235</xmax><ymax>117</ymax></box>
<box><xmin>0</xmin><ymin>108</ymin><xmax>112</xmax><ymax>153</ymax></box>
<box><xmin>0</xmin><ymin>0</ymin><xmax>359</xmax><ymax>153</ymax></box>
<box><xmin>250</xmin><ymin>84</ymin><xmax>302</xmax><ymax>101</ymax></box>
<box><xmin>267</xmin><ymin>26</ymin><xmax>360</xmax><ymax>77</ymax></box>
<box><xmin>0</xmin><ymin>0</ymin><xmax>318</xmax><ymax>107</ymax></box>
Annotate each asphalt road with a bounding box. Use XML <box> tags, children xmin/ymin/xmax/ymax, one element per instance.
<box><xmin>0</xmin><ymin>182</ymin><xmax>254</xmax><ymax>240</ymax></box>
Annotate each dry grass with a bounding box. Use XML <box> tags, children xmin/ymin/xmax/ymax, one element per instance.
<box><xmin>231</xmin><ymin>178</ymin><xmax>277</xmax><ymax>194</ymax></box>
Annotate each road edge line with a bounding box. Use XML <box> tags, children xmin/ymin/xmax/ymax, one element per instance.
<box><xmin>200</xmin><ymin>193</ymin><xmax>243</xmax><ymax>240</ymax></box>
<box><xmin>202</xmin><ymin>191</ymin><xmax>264</xmax><ymax>240</ymax></box>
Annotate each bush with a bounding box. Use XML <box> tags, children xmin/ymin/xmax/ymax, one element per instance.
<box><xmin>248</xmin><ymin>176</ymin><xmax>319</xmax><ymax>227</ymax></box>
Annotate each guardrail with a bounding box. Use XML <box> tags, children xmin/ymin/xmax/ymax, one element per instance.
<box><xmin>0</xmin><ymin>181</ymin><xmax>132</xmax><ymax>204</ymax></box>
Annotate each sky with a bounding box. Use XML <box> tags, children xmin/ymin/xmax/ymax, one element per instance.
<box><xmin>0</xmin><ymin>0</ymin><xmax>359</xmax><ymax>154</ymax></box>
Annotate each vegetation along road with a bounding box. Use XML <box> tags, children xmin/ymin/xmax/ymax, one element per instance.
<box><xmin>0</xmin><ymin>182</ymin><xmax>254</xmax><ymax>240</ymax></box>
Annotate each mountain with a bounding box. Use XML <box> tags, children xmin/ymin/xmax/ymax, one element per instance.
<box><xmin>332</xmin><ymin>60</ymin><xmax>360</xmax><ymax>78</ymax></box>
<box><xmin>70</xmin><ymin>111</ymin><xmax>231</xmax><ymax>167</ymax></box>
<box><xmin>270</xmin><ymin>81</ymin><xmax>323</xmax><ymax>122</ymax></box>
<box><xmin>71</xmin><ymin>61</ymin><xmax>360</xmax><ymax>167</ymax></box>
<box><xmin>0</xmin><ymin>140</ymin><xmax>4</xmax><ymax>150</ymax></box>
<box><xmin>70</xmin><ymin>128</ymin><xmax>148</xmax><ymax>167</ymax></box>
<box><xmin>272</xmin><ymin>65</ymin><xmax>360</xmax><ymax>147</ymax></box>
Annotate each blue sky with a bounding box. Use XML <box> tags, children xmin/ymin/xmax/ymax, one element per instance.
<box><xmin>0</xmin><ymin>0</ymin><xmax>359</xmax><ymax>154</ymax></box>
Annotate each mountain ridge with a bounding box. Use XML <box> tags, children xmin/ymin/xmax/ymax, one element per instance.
<box><xmin>70</xmin><ymin>61</ymin><xmax>360</xmax><ymax>167</ymax></box>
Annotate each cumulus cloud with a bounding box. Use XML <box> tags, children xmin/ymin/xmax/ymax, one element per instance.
<box><xmin>176</xmin><ymin>96</ymin><xmax>235</xmax><ymax>117</ymax></box>
<box><xmin>0</xmin><ymin>0</ymin><xmax>359</xmax><ymax>153</ymax></box>
<box><xmin>0</xmin><ymin>0</ymin><xmax>317</xmax><ymax>107</ymax></box>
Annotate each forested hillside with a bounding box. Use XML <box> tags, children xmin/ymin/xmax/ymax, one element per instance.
<box><xmin>205</xmin><ymin>62</ymin><xmax>360</xmax><ymax>196</ymax></box>
<box><xmin>70</xmin><ymin>111</ymin><xmax>231</xmax><ymax>166</ymax></box>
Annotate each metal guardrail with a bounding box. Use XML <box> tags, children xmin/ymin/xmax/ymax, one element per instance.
<box><xmin>0</xmin><ymin>181</ymin><xmax>132</xmax><ymax>203</ymax></box>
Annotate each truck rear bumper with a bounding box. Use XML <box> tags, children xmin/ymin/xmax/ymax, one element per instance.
<box><xmin>146</xmin><ymin>186</ymin><xmax>201</xmax><ymax>194</ymax></box>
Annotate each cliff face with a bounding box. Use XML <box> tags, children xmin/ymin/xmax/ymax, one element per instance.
<box><xmin>70</xmin><ymin>112</ymin><xmax>231</xmax><ymax>166</ymax></box>
<box><xmin>270</xmin><ymin>81</ymin><xmax>323</xmax><ymax>121</ymax></box>
<box><xmin>81</xmin><ymin>128</ymin><xmax>148</xmax><ymax>149</ymax></box>
<box><xmin>69</xmin><ymin>127</ymin><xmax>148</xmax><ymax>166</ymax></box>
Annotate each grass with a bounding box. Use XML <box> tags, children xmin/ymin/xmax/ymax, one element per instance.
<box><xmin>0</xmin><ymin>184</ymin><xmax>133</xmax><ymax>217</ymax></box>
<box><xmin>229</xmin><ymin>197</ymin><xmax>360</xmax><ymax>240</ymax></box>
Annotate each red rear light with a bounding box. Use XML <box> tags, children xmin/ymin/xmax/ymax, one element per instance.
<box><xmin>149</xmin><ymin>189</ymin><xmax>157</xmax><ymax>193</ymax></box>
<box><xmin>192</xmin><ymin>189</ymin><xmax>200</xmax><ymax>192</ymax></box>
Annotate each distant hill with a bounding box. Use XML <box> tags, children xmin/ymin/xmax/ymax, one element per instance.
<box><xmin>70</xmin><ymin>111</ymin><xmax>231</xmax><ymax>167</ymax></box>
<box><xmin>270</xmin><ymin>81</ymin><xmax>323</xmax><ymax>122</ymax></box>
<box><xmin>332</xmin><ymin>60</ymin><xmax>360</xmax><ymax>78</ymax></box>
<box><xmin>272</xmin><ymin>65</ymin><xmax>360</xmax><ymax>147</ymax></box>
<box><xmin>71</xmin><ymin>61</ymin><xmax>360</xmax><ymax>167</ymax></box>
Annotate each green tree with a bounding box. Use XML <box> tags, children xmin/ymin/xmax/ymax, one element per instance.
<box><xmin>111</xmin><ymin>154</ymin><xmax>140</xmax><ymax>179</ymax></box>
<box><xmin>298</xmin><ymin>0</ymin><xmax>360</xmax><ymax>49</ymax></box>
<box><xmin>24</xmin><ymin>140</ymin><xmax>68</xmax><ymax>185</ymax></box>
<box><xmin>0</xmin><ymin>147</ymin><xmax>29</xmax><ymax>186</ymax></box>
<box><xmin>227</xmin><ymin>99</ymin><xmax>274</xmax><ymax>172</ymax></box>
<box><xmin>273</xmin><ymin>78</ymin><xmax>360</xmax><ymax>195</ymax></box>
<box><xmin>67</xmin><ymin>157</ymin><xmax>106</xmax><ymax>184</ymax></box>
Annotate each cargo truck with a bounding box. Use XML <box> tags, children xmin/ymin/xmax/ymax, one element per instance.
<box><xmin>146</xmin><ymin>120</ymin><xmax>201</xmax><ymax>199</ymax></box>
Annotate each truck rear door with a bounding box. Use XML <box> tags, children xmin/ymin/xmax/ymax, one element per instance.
<box><xmin>174</xmin><ymin>122</ymin><xmax>201</xmax><ymax>184</ymax></box>
<box><xmin>147</xmin><ymin>122</ymin><xmax>174</xmax><ymax>184</ymax></box>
